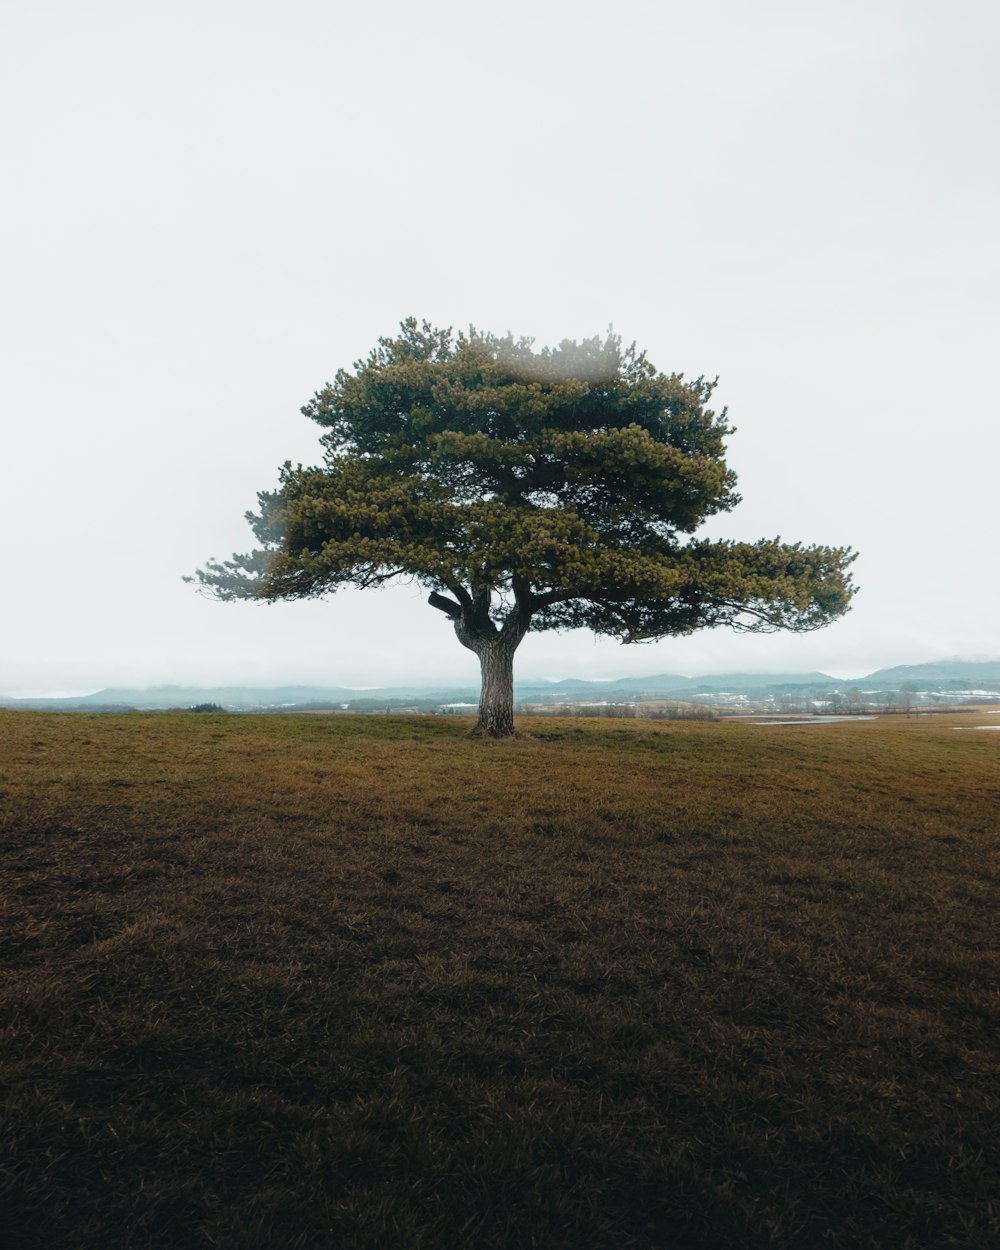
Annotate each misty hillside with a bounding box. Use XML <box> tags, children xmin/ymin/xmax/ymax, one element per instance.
<box><xmin>862</xmin><ymin>659</ymin><xmax>1000</xmax><ymax>685</ymax></box>
<box><xmin>4</xmin><ymin>658</ymin><xmax>999</xmax><ymax>711</ymax></box>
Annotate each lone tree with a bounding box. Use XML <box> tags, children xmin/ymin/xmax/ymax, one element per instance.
<box><xmin>191</xmin><ymin>319</ymin><xmax>856</xmax><ymax>736</ymax></box>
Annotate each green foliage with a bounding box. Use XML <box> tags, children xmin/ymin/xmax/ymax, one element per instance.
<box><xmin>192</xmin><ymin>319</ymin><xmax>856</xmax><ymax>646</ymax></box>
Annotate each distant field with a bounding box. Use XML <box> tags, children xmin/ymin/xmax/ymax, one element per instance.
<box><xmin>2</xmin><ymin>710</ymin><xmax>998</xmax><ymax>1249</ymax></box>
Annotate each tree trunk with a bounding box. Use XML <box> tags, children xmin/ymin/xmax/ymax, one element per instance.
<box><xmin>428</xmin><ymin>587</ymin><xmax>531</xmax><ymax>739</ymax></box>
<box><xmin>473</xmin><ymin>635</ymin><xmax>518</xmax><ymax>738</ymax></box>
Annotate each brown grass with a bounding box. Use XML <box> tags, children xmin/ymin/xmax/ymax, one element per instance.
<box><xmin>1</xmin><ymin>710</ymin><xmax>998</xmax><ymax>1248</ymax></box>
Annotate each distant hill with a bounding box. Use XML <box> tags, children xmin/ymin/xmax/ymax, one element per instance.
<box><xmin>71</xmin><ymin>684</ymin><xmax>369</xmax><ymax>707</ymax></box>
<box><xmin>681</xmin><ymin>672</ymin><xmax>841</xmax><ymax>692</ymax></box>
<box><xmin>862</xmin><ymin>659</ymin><xmax>1000</xmax><ymax>686</ymax></box>
<box><xmin>3</xmin><ymin>658</ymin><xmax>998</xmax><ymax>711</ymax></box>
<box><xmin>0</xmin><ymin>674</ymin><xmax>799</xmax><ymax>710</ymax></box>
<box><xmin>0</xmin><ymin>685</ymin><xmax>480</xmax><ymax>715</ymax></box>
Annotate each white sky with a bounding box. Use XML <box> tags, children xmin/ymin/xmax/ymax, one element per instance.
<box><xmin>2</xmin><ymin>0</ymin><xmax>998</xmax><ymax>695</ymax></box>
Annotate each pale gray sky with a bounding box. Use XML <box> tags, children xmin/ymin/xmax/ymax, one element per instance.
<box><xmin>2</xmin><ymin>0</ymin><xmax>998</xmax><ymax>695</ymax></box>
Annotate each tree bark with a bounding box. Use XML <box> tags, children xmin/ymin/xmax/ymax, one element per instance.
<box><xmin>428</xmin><ymin>587</ymin><xmax>530</xmax><ymax>737</ymax></box>
<box><xmin>472</xmin><ymin>634</ymin><xmax>519</xmax><ymax>737</ymax></box>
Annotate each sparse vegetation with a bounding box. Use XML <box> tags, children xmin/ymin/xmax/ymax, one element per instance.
<box><xmin>2</xmin><ymin>710</ymin><xmax>998</xmax><ymax>1249</ymax></box>
<box><xmin>512</xmin><ymin>701</ymin><xmax>720</xmax><ymax>721</ymax></box>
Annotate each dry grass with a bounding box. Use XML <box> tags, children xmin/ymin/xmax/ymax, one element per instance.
<box><xmin>1</xmin><ymin>710</ymin><xmax>998</xmax><ymax>1249</ymax></box>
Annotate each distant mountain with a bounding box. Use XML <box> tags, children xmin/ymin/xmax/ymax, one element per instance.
<box><xmin>0</xmin><ymin>674</ymin><xmax>828</xmax><ymax>710</ymax></box>
<box><xmin>0</xmin><ymin>683</ymin><xmax>483</xmax><ymax>711</ymax></box>
<box><xmin>2</xmin><ymin>658</ymin><xmax>997</xmax><ymax>711</ymax></box>
<box><xmin>515</xmin><ymin>674</ymin><xmax>693</xmax><ymax>698</ymax></box>
<box><xmin>515</xmin><ymin>672</ymin><xmax>842</xmax><ymax>700</ymax></box>
<box><xmin>0</xmin><ymin>685</ymin><xmax>349</xmax><ymax>710</ymax></box>
<box><xmin>76</xmin><ymin>684</ymin><xmax>368</xmax><ymax>707</ymax></box>
<box><xmin>862</xmin><ymin>659</ymin><xmax>1000</xmax><ymax>685</ymax></box>
<box><xmin>681</xmin><ymin>671</ymin><xmax>841</xmax><ymax>692</ymax></box>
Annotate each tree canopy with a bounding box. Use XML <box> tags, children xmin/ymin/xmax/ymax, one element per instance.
<box><xmin>192</xmin><ymin>319</ymin><xmax>856</xmax><ymax>735</ymax></box>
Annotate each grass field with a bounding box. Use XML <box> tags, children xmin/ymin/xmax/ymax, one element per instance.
<box><xmin>1</xmin><ymin>709</ymin><xmax>998</xmax><ymax>1249</ymax></box>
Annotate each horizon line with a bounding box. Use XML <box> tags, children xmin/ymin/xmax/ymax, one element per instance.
<box><xmin>6</xmin><ymin>656</ymin><xmax>1000</xmax><ymax>702</ymax></box>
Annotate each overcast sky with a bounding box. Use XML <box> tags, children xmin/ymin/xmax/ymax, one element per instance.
<box><xmin>2</xmin><ymin>0</ymin><xmax>997</xmax><ymax>695</ymax></box>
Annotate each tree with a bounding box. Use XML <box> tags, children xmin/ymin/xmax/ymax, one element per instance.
<box><xmin>190</xmin><ymin>319</ymin><xmax>857</xmax><ymax>737</ymax></box>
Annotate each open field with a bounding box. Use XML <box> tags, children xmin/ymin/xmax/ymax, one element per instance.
<box><xmin>2</xmin><ymin>710</ymin><xmax>998</xmax><ymax>1249</ymax></box>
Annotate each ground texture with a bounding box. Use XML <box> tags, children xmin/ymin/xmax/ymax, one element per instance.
<box><xmin>1</xmin><ymin>710</ymin><xmax>998</xmax><ymax>1249</ymax></box>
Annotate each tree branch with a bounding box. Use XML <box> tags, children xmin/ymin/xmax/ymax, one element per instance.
<box><xmin>445</xmin><ymin>580</ymin><xmax>474</xmax><ymax>613</ymax></box>
<box><xmin>428</xmin><ymin>591</ymin><xmax>462</xmax><ymax>619</ymax></box>
<box><xmin>590</xmin><ymin>597</ymin><xmax>645</xmax><ymax>643</ymax></box>
<box><xmin>531</xmin><ymin>588</ymin><xmax>574</xmax><ymax>609</ymax></box>
<box><xmin>511</xmin><ymin>573</ymin><xmax>535</xmax><ymax>612</ymax></box>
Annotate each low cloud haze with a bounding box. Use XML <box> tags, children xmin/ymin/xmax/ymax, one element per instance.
<box><xmin>2</xmin><ymin>1</ymin><xmax>998</xmax><ymax>697</ymax></box>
